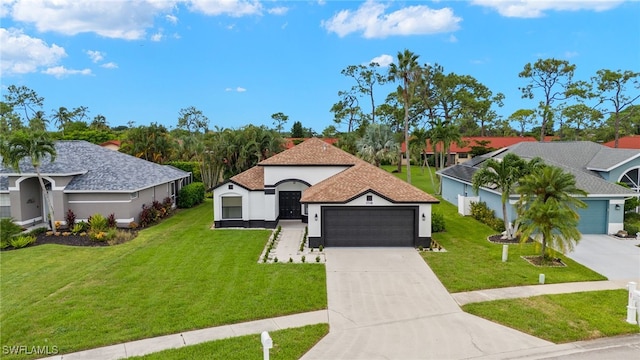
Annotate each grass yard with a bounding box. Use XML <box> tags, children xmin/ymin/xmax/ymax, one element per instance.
<box><xmin>463</xmin><ymin>290</ymin><xmax>640</xmax><ymax>343</ymax></box>
<box><xmin>0</xmin><ymin>199</ymin><xmax>327</xmax><ymax>360</ymax></box>
<box><xmin>387</xmin><ymin>165</ymin><xmax>607</xmax><ymax>292</ymax></box>
<box><xmin>129</xmin><ymin>324</ymin><xmax>329</xmax><ymax>360</ymax></box>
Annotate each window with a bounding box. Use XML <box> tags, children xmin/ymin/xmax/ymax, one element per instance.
<box><xmin>228</xmin><ymin>184</ymin><xmax>234</xmax><ymax>190</ymax></box>
<box><xmin>459</xmin><ymin>153</ymin><xmax>468</xmax><ymax>159</ymax></box>
<box><xmin>621</xmin><ymin>168</ymin><xmax>640</xmax><ymax>192</ymax></box>
<box><xmin>0</xmin><ymin>194</ymin><xmax>10</xmax><ymax>218</ymax></box>
<box><xmin>130</xmin><ymin>191</ymin><xmax>139</xmax><ymax>199</ymax></box>
<box><xmin>222</xmin><ymin>196</ymin><xmax>242</xmax><ymax>219</ymax></box>
<box><xmin>366</xmin><ymin>194</ymin><xmax>373</xmax><ymax>204</ymax></box>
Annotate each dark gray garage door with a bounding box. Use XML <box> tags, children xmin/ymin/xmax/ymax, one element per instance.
<box><xmin>323</xmin><ymin>207</ymin><xmax>416</xmax><ymax>247</ymax></box>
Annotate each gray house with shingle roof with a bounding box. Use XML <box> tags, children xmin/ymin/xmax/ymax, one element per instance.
<box><xmin>213</xmin><ymin>138</ymin><xmax>439</xmax><ymax>247</ymax></box>
<box><xmin>0</xmin><ymin>141</ymin><xmax>191</xmax><ymax>228</ymax></box>
<box><xmin>438</xmin><ymin>141</ymin><xmax>640</xmax><ymax>234</ymax></box>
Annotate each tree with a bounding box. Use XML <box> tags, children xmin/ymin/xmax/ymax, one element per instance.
<box><xmin>291</xmin><ymin>121</ymin><xmax>305</xmax><ymax>138</ymax></box>
<box><xmin>90</xmin><ymin>114</ymin><xmax>109</xmax><ymax>131</ymax></box>
<box><xmin>356</xmin><ymin>124</ymin><xmax>399</xmax><ymax>167</ymax></box>
<box><xmin>508</xmin><ymin>109</ymin><xmax>536</xmax><ymax>136</ymax></box>
<box><xmin>592</xmin><ymin>69</ymin><xmax>640</xmax><ymax>147</ymax></box>
<box><xmin>330</xmin><ymin>91</ymin><xmax>362</xmax><ymax>133</ymax></box>
<box><xmin>271</xmin><ymin>112</ymin><xmax>289</xmax><ymax>135</ymax></box>
<box><xmin>321</xmin><ymin>125</ymin><xmax>338</xmax><ymax>138</ymax></box>
<box><xmin>120</xmin><ymin>123</ymin><xmax>174</xmax><ymax>164</ymax></box>
<box><xmin>177</xmin><ymin>106</ymin><xmax>209</xmax><ymax>134</ymax></box>
<box><xmin>389</xmin><ymin>49</ymin><xmax>420</xmax><ymax>184</ymax></box>
<box><xmin>3</xmin><ymin>85</ymin><xmax>44</xmax><ymax>122</ymax></box>
<box><xmin>561</xmin><ymin>103</ymin><xmax>603</xmax><ymax>140</ymax></box>
<box><xmin>516</xmin><ymin>166</ymin><xmax>587</xmax><ymax>259</ymax></box>
<box><xmin>340</xmin><ymin>62</ymin><xmax>387</xmax><ymax>125</ymax></box>
<box><xmin>519</xmin><ymin>58</ymin><xmax>578</xmax><ymax>141</ymax></box>
<box><xmin>0</xmin><ymin>130</ymin><xmax>57</xmax><ymax>231</ymax></box>
<box><xmin>472</xmin><ymin>154</ymin><xmax>539</xmax><ymax>239</ymax></box>
<box><xmin>0</xmin><ymin>102</ymin><xmax>23</xmax><ymax>134</ymax></box>
<box><xmin>51</xmin><ymin>107</ymin><xmax>72</xmax><ymax>134</ymax></box>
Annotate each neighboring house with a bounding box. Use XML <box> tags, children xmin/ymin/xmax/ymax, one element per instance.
<box><xmin>438</xmin><ymin>141</ymin><xmax>640</xmax><ymax>234</ymax></box>
<box><xmin>99</xmin><ymin>140</ymin><xmax>122</xmax><ymax>151</ymax></box>
<box><xmin>604</xmin><ymin>135</ymin><xmax>640</xmax><ymax>150</ymax></box>
<box><xmin>0</xmin><ymin>141</ymin><xmax>191</xmax><ymax>228</ymax></box>
<box><xmin>420</xmin><ymin>136</ymin><xmax>556</xmax><ymax>166</ymax></box>
<box><xmin>212</xmin><ymin>138</ymin><xmax>439</xmax><ymax>247</ymax></box>
<box><xmin>283</xmin><ymin>137</ymin><xmax>337</xmax><ymax>149</ymax></box>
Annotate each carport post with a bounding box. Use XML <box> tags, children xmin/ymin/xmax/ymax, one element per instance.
<box><xmin>626</xmin><ymin>282</ymin><xmax>638</xmax><ymax>325</ymax></box>
<box><xmin>501</xmin><ymin>244</ymin><xmax>508</xmax><ymax>262</ymax></box>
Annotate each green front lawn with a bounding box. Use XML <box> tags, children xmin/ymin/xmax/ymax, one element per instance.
<box><xmin>389</xmin><ymin>166</ymin><xmax>607</xmax><ymax>292</ymax></box>
<box><xmin>463</xmin><ymin>290</ymin><xmax>640</xmax><ymax>343</ymax></box>
<box><xmin>0</xmin><ymin>200</ymin><xmax>327</xmax><ymax>359</ymax></box>
<box><xmin>130</xmin><ymin>324</ymin><xmax>329</xmax><ymax>360</ymax></box>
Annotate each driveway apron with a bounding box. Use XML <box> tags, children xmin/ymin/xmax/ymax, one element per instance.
<box><xmin>563</xmin><ymin>234</ymin><xmax>640</xmax><ymax>282</ymax></box>
<box><xmin>302</xmin><ymin>248</ymin><xmax>552</xmax><ymax>360</ymax></box>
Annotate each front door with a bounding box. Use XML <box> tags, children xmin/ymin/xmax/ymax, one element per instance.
<box><xmin>279</xmin><ymin>191</ymin><xmax>301</xmax><ymax>219</ymax></box>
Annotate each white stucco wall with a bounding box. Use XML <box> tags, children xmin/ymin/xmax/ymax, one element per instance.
<box><xmin>213</xmin><ymin>185</ymin><xmax>249</xmax><ymax>221</ymax></box>
<box><xmin>263</xmin><ymin>166</ymin><xmax>348</xmax><ymax>186</ymax></box>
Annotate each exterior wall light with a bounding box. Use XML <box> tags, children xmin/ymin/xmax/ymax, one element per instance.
<box><xmin>421</xmin><ymin>213</ymin><xmax>426</xmax><ymax>221</ymax></box>
<box><xmin>314</xmin><ymin>214</ymin><xmax>318</xmax><ymax>221</ymax></box>
<box><xmin>615</xmin><ymin>204</ymin><xmax>621</xmax><ymax>210</ymax></box>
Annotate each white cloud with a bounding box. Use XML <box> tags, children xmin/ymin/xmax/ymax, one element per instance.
<box><xmin>471</xmin><ymin>0</ymin><xmax>623</xmax><ymax>18</ymax></box>
<box><xmin>101</xmin><ymin>62</ymin><xmax>118</xmax><ymax>69</ymax></box>
<box><xmin>166</xmin><ymin>14</ymin><xmax>178</xmax><ymax>24</ymax></box>
<box><xmin>447</xmin><ymin>34</ymin><xmax>458</xmax><ymax>43</ymax></box>
<box><xmin>322</xmin><ymin>0</ymin><xmax>461</xmax><ymax>38</ymax></box>
<box><xmin>151</xmin><ymin>32</ymin><xmax>164</xmax><ymax>42</ymax></box>
<box><xmin>225</xmin><ymin>86</ymin><xmax>247</xmax><ymax>92</ymax></box>
<box><xmin>369</xmin><ymin>54</ymin><xmax>393</xmax><ymax>67</ymax></box>
<box><xmin>42</xmin><ymin>66</ymin><xmax>92</xmax><ymax>78</ymax></box>
<box><xmin>268</xmin><ymin>6</ymin><xmax>288</xmax><ymax>15</ymax></box>
<box><xmin>0</xmin><ymin>28</ymin><xmax>66</xmax><ymax>75</ymax></box>
<box><xmin>7</xmin><ymin>0</ymin><xmax>178</xmax><ymax>39</ymax></box>
<box><xmin>86</xmin><ymin>50</ymin><xmax>104</xmax><ymax>63</ymax></box>
<box><xmin>188</xmin><ymin>0</ymin><xmax>263</xmax><ymax>17</ymax></box>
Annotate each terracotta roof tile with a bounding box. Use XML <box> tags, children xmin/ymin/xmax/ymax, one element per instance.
<box><xmin>229</xmin><ymin>166</ymin><xmax>264</xmax><ymax>190</ymax></box>
<box><xmin>260</xmin><ymin>137</ymin><xmax>358</xmax><ymax>166</ymax></box>
<box><xmin>301</xmin><ymin>161</ymin><xmax>439</xmax><ymax>204</ymax></box>
<box><xmin>603</xmin><ymin>135</ymin><xmax>640</xmax><ymax>149</ymax></box>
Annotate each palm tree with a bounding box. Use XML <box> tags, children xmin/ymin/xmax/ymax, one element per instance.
<box><xmin>356</xmin><ymin>124</ymin><xmax>399</xmax><ymax>167</ymax></box>
<box><xmin>1</xmin><ymin>130</ymin><xmax>57</xmax><ymax>230</ymax></box>
<box><xmin>51</xmin><ymin>106</ymin><xmax>71</xmax><ymax>135</ymax></box>
<box><xmin>389</xmin><ymin>49</ymin><xmax>420</xmax><ymax>184</ymax></box>
<box><xmin>516</xmin><ymin>166</ymin><xmax>587</xmax><ymax>259</ymax></box>
<box><xmin>472</xmin><ymin>154</ymin><xmax>532</xmax><ymax>239</ymax></box>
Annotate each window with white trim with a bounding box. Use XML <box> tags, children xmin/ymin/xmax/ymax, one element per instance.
<box><xmin>222</xmin><ymin>196</ymin><xmax>242</xmax><ymax>219</ymax></box>
<box><xmin>620</xmin><ymin>168</ymin><xmax>640</xmax><ymax>192</ymax></box>
<box><xmin>130</xmin><ymin>191</ymin><xmax>139</xmax><ymax>199</ymax></box>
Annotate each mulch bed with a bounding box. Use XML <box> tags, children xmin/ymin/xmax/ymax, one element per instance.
<box><xmin>522</xmin><ymin>255</ymin><xmax>566</xmax><ymax>267</ymax></box>
<box><xmin>488</xmin><ymin>234</ymin><xmax>534</xmax><ymax>244</ymax></box>
<box><xmin>34</xmin><ymin>233</ymin><xmax>109</xmax><ymax>247</ymax></box>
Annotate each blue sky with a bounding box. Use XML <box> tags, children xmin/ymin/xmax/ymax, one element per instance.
<box><xmin>1</xmin><ymin>0</ymin><xmax>639</xmax><ymax>133</ymax></box>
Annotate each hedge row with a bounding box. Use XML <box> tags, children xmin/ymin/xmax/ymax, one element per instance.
<box><xmin>177</xmin><ymin>182</ymin><xmax>205</xmax><ymax>208</ymax></box>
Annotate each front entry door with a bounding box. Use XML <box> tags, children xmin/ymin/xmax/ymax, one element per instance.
<box><xmin>279</xmin><ymin>191</ymin><xmax>301</xmax><ymax>219</ymax></box>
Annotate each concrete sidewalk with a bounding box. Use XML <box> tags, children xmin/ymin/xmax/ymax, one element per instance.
<box><xmin>452</xmin><ymin>280</ymin><xmax>633</xmax><ymax>306</ymax></box>
<box><xmin>38</xmin><ymin>311</ymin><xmax>328</xmax><ymax>360</ymax></box>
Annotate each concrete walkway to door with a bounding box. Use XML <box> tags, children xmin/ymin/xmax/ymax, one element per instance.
<box><xmin>301</xmin><ymin>248</ymin><xmax>554</xmax><ymax>360</ymax></box>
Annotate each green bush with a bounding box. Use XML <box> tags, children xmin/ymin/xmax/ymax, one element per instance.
<box><xmin>624</xmin><ymin>222</ymin><xmax>640</xmax><ymax>236</ymax></box>
<box><xmin>470</xmin><ymin>201</ymin><xmax>505</xmax><ymax>232</ymax></box>
<box><xmin>89</xmin><ymin>214</ymin><xmax>108</xmax><ymax>232</ymax></box>
<box><xmin>177</xmin><ymin>182</ymin><xmax>206</xmax><ymax>208</ymax></box>
<box><xmin>72</xmin><ymin>221</ymin><xmax>89</xmax><ymax>235</ymax></box>
<box><xmin>625</xmin><ymin>212</ymin><xmax>640</xmax><ymax>222</ymax></box>
<box><xmin>165</xmin><ymin>161</ymin><xmax>201</xmax><ymax>182</ymax></box>
<box><xmin>1</xmin><ymin>218</ymin><xmax>23</xmax><ymax>249</ymax></box>
<box><xmin>431</xmin><ymin>211</ymin><xmax>446</xmax><ymax>232</ymax></box>
<box><xmin>10</xmin><ymin>235</ymin><xmax>35</xmax><ymax>249</ymax></box>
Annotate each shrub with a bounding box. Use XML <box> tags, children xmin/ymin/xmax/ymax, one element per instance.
<box><xmin>624</xmin><ymin>222</ymin><xmax>640</xmax><ymax>236</ymax></box>
<box><xmin>72</xmin><ymin>221</ymin><xmax>89</xmax><ymax>235</ymax></box>
<box><xmin>107</xmin><ymin>213</ymin><xmax>117</xmax><ymax>228</ymax></box>
<box><xmin>139</xmin><ymin>205</ymin><xmax>160</xmax><ymax>228</ymax></box>
<box><xmin>107</xmin><ymin>229</ymin><xmax>137</xmax><ymax>246</ymax></box>
<box><xmin>28</xmin><ymin>227</ymin><xmax>48</xmax><ymax>236</ymax></box>
<box><xmin>470</xmin><ymin>201</ymin><xmax>505</xmax><ymax>232</ymax></box>
<box><xmin>88</xmin><ymin>214</ymin><xmax>108</xmax><ymax>232</ymax></box>
<box><xmin>315</xmin><ymin>255</ymin><xmax>320</xmax><ymax>263</ymax></box>
<box><xmin>90</xmin><ymin>231</ymin><xmax>107</xmax><ymax>242</ymax></box>
<box><xmin>301</xmin><ymin>255</ymin><xmax>306</xmax><ymax>263</ymax></box>
<box><xmin>129</xmin><ymin>221</ymin><xmax>139</xmax><ymax>229</ymax></box>
<box><xmin>177</xmin><ymin>182</ymin><xmax>205</xmax><ymax>208</ymax></box>
<box><xmin>431</xmin><ymin>211</ymin><xmax>445</xmax><ymax>232</ymax></box>
<box><xmin>10</xmin><ymin>235</ymin><xmax>35</xmax><ymax>249</ymax></box>
<box><xmin>65</xmin><ymin>209</ymin><xmax>76</xmax><ymax>229</ymax></box>
<box><xmin>1</xmin><ymin>218</ymin><xmax>23</xmax><ymax>249</ymax></box>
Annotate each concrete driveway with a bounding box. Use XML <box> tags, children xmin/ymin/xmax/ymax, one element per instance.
<box><xmin>301</xmin><ymin>248</ymin><xmax>553</xmax><ymax>360</ymax></box>
<box><xmin>563</xmin><ymin>235</ymin><xmax>640</xmax><ymax>282</ymax></box>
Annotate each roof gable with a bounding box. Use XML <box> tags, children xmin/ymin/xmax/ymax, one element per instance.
<box><xmin>228</xmin><ymin>166</ymin><xmax>264</xmax><ymax>190</ymax></box>
<box><xmin>301</xmin><ymin>161</ymin><xmax>439</xmax><ymax>204</ymax></box>
<box><xmin>259</xmin><ymin>137</ymin><xmax>358</xmax><ymax>166</ymax></box>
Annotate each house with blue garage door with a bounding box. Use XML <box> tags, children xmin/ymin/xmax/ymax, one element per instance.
<box><xmin>438</xmin><ymin>141</ymin><xmax>640</xmax><ymax>234</ymax></box>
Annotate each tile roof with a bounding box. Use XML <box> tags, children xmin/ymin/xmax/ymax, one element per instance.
<box><xmin>301</xmin><ymin>161</ymin><xmax>439</xmax><ymax>204</ymax></box>
<box><xmin>259</xmin><ymin>137</ymin><xmax>358</xmax><ymax>166</ymax></box>
<box><xmin>283</xmin><ymin>137</ymin><xmax>338</xmax><ymax>149</ymax></box>
<box><xmin>414</xmin><ymin>136</ymin><xmax>557</xmax><ymax>153</ymax></box>
<box><xmin>603</xmin><ymin>135</ymin><xmax>640</xmax><ymax>149</ymax></box>
<box><xmin>0</xmin><ymin>141</ymin><xmax>190</xmax><ymax>192</ymax></box>
<box><xmin>229</xmin><ymin>166</ymin><xmax>264</xmax><ymax>190</ymax></box>
<box><xmin>438</xmin><ymin>141</ymin><xmax>638</xmax><ymax>196</ymax></box>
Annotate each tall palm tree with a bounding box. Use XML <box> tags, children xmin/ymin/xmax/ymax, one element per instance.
<box><xmin>472</xmin><ymin>154</ymin><xmax>537</xmax><ymax>239</ymax></box>
<box><xmin>516</xmin><ymin>166</ymin><xmax>587</xmax><ymax>259</ymax></box>
<box><xmin>356</xmin><ymin>124</ymin><xmax>399</xmax><ymax>167</ymax></box>
<box><xmin>389</xmin><ymin>49</ymin><xmax>420</xmax><ymax>184</ymax></box>
<box><xmin>51</xmin><ymin>106</ymin><xmax>71</xmax><ymax>135</ymax></box>
<box><xmin>1</xmin><ymin>130</ymin><xmax>57</xmax><ymax>230</ymax></box>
